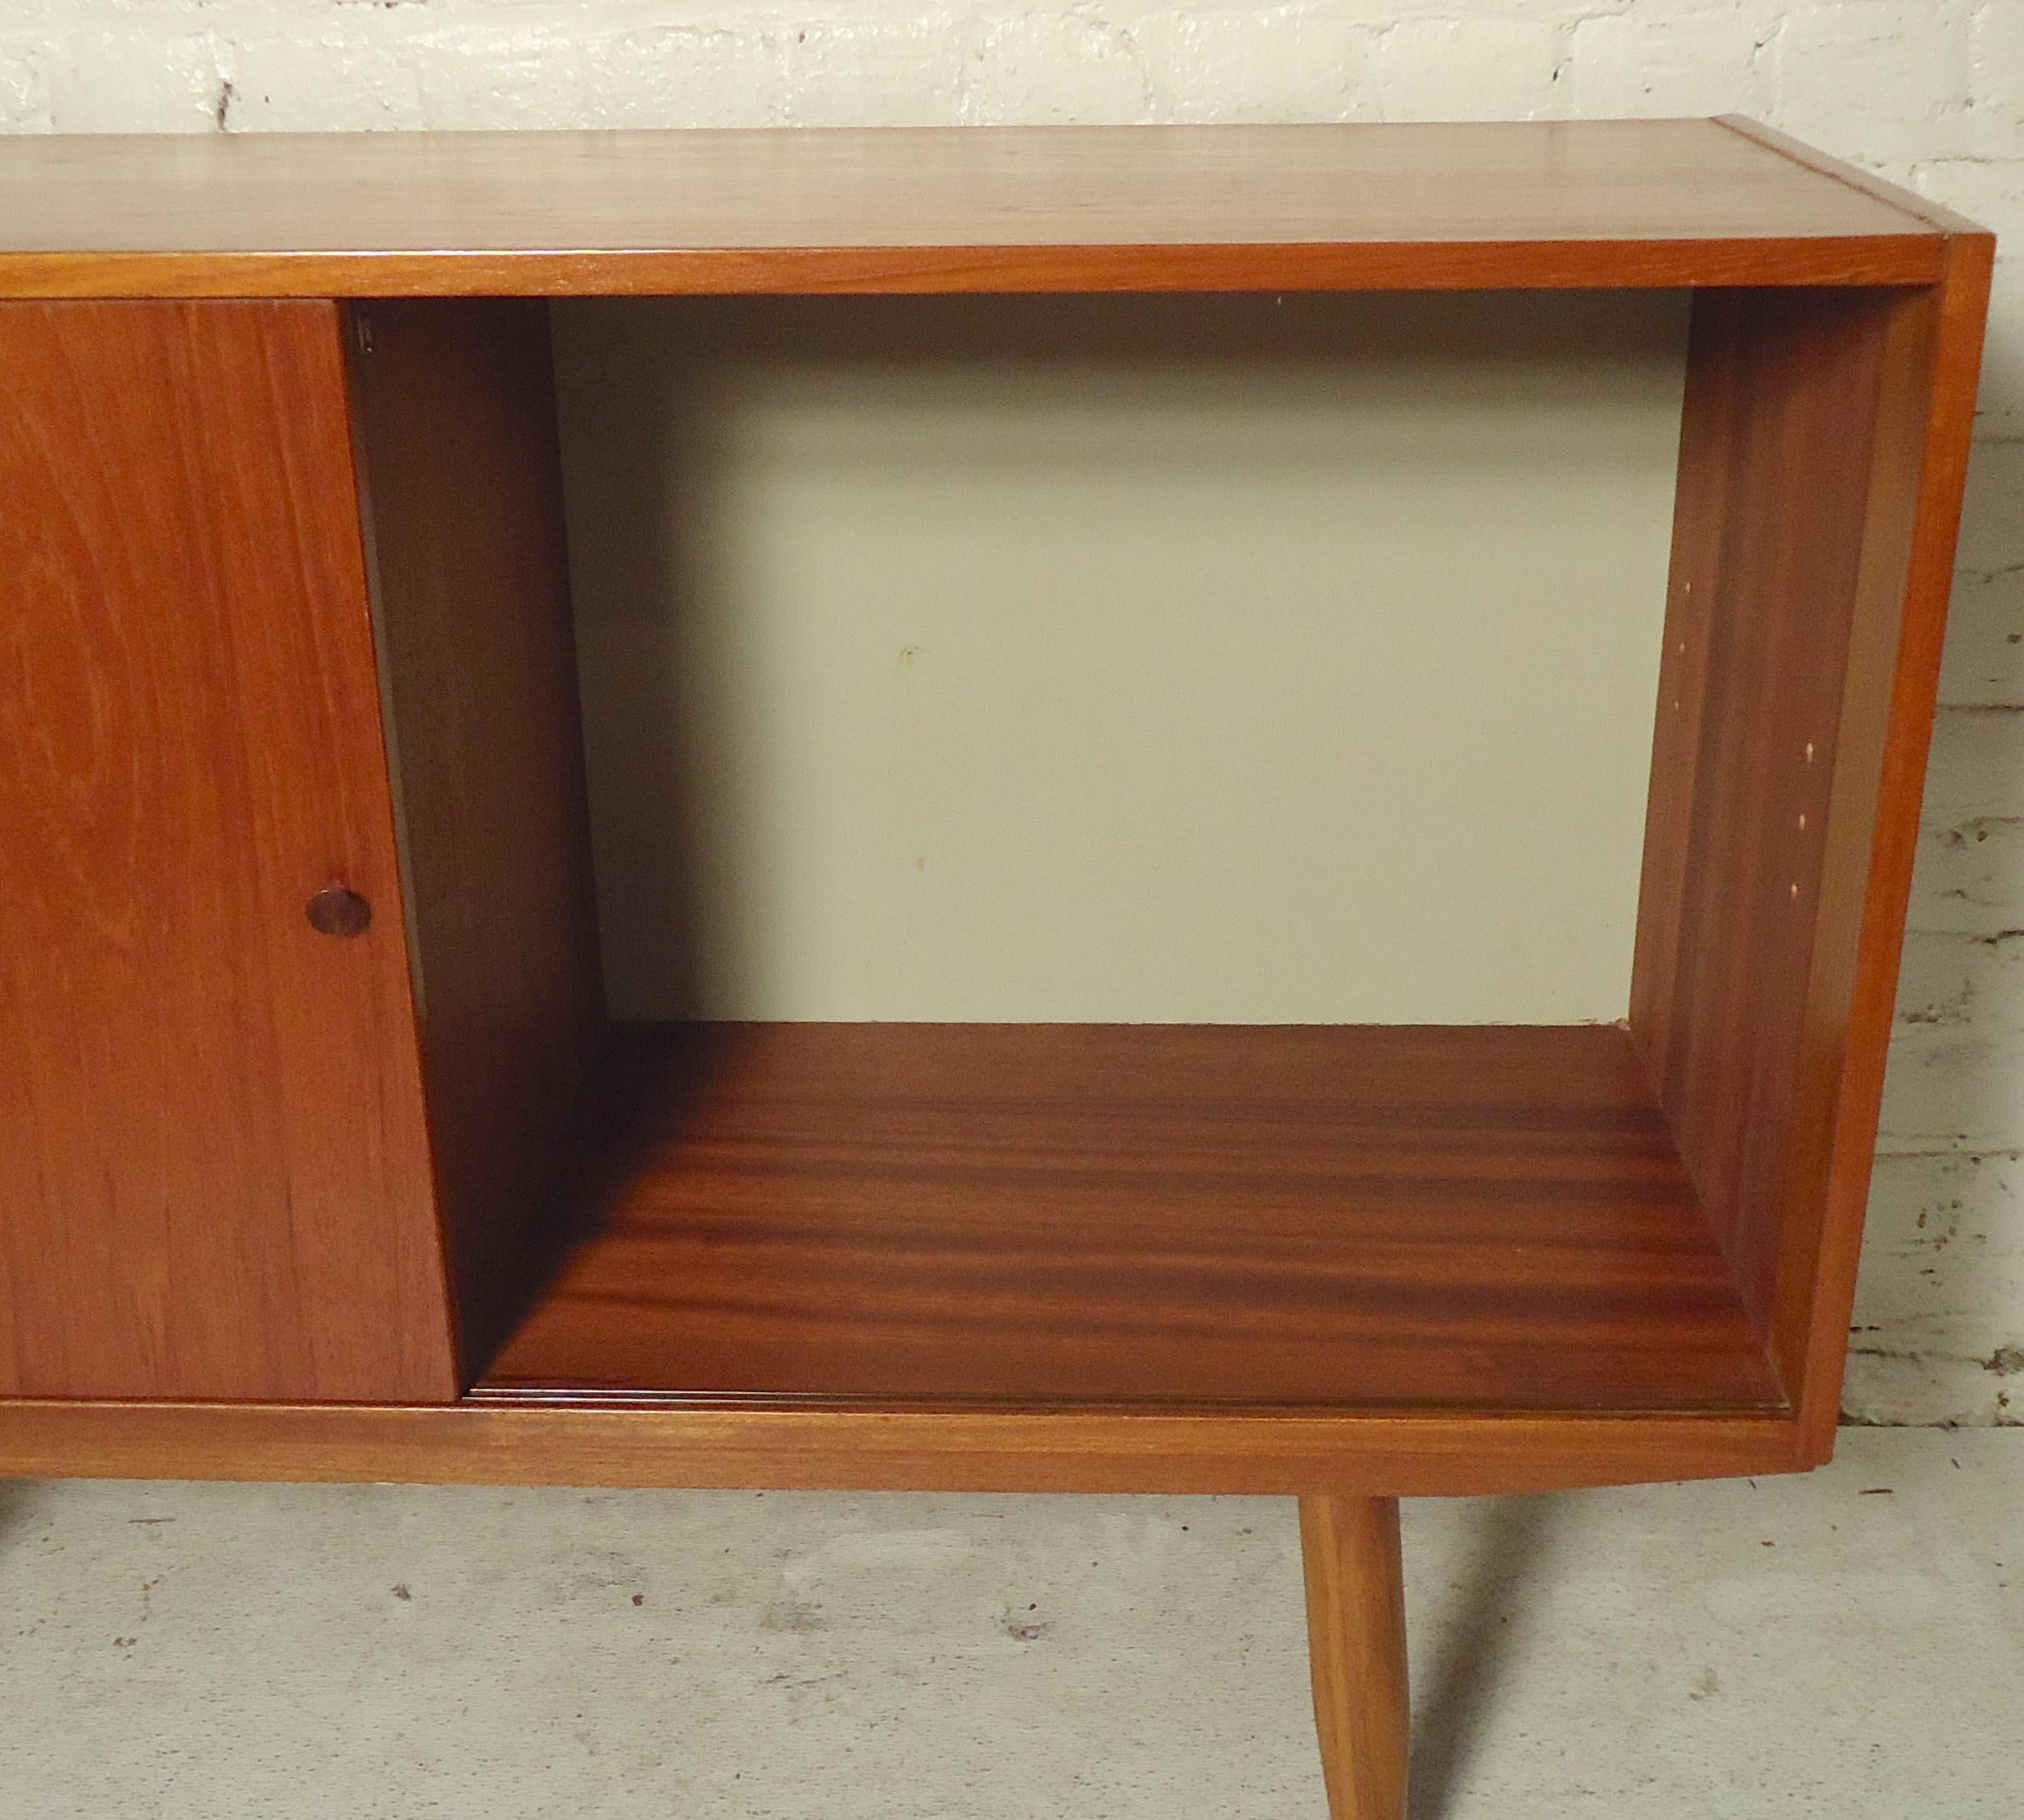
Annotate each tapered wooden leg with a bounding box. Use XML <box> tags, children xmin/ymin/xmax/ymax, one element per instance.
<box><xmin>1299</xmin><ymin>1495</ymin><xmax>1409</xmax><ymax>1820</ymax></box>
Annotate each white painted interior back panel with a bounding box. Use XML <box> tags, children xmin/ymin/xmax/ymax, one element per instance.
<box><xmin>553</xmin><ymin>291</ymin><xmax>1687</xmax><ymax>1024</ymax></box>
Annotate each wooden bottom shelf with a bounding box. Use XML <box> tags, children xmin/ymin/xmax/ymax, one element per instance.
<box><xmin>475</xmin><ymin>1022</ymin><xmax>1785</xmax><ymax>1417</ymax></box>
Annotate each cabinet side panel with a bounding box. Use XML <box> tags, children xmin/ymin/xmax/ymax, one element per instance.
<box><xmin>346</xmin><ymin>299</ymin><xmax>605</xmax><ymax>1381</ymax></box>
<box><xmin>1632</xmin><ymin>288</ymin><xmax>1894</xmax><ymax>1353</ymax></box>
<box><xmin>1778</xmin><ymin>243</ymin><xmax>1993</xmax><ymax>1455</ymax></box>
<box><xmin>1631</xmin><ymin>292</ymin><xmax>1745</xmax><ymax>1078</ymax></box>
<box><xmin>1633</xmin><ymin>263</ymin><xmax>1992</xmax><ymax>1442</ymax></box>
<box><xmin>0</xmin><ymin>301</ymin><xmax>458</xmax><ymax>1402</ymax></box>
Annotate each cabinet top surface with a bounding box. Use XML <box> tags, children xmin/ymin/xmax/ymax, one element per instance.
<box><xmin>0</xmin><ymin>118</ymin><xmax>1981</xmax><ymax>298</ymax></box>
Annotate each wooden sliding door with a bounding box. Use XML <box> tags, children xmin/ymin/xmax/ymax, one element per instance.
<box><xmin>0</xmin><ymin>301</ymin><xmax>459</xmax><ymax>1402</ymax></box>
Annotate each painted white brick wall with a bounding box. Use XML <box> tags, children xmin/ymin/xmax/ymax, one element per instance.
<box><xmin>2</xmin><ymin>0</ymin><xmax>2019</xmax><ymax>1424</ymax></box>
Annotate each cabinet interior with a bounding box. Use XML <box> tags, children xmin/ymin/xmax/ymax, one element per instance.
<box><xmin>346</xmin><ymin>284</ymin><xmax>1917</xmax><ymax>1424</ymax></box>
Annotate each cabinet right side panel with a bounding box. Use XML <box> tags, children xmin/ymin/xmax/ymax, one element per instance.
<box><xmin>1631</xmin><ymin>248</ymin><xmax>1994</xmax><ymax>1452</ymax></box>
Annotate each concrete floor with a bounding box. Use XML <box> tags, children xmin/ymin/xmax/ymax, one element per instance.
<box><xmin>2</xmin><ymin>1430</ymin><xmax>2018</xmax><ymax>1818</ymax></box>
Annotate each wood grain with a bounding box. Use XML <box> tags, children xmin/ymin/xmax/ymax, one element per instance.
<box><xmin>1715</xmin><ymin>117</ymin><xmax>1993</xmax><ymax>237</ymax></box>
<box><xmin>0</xmin><ymin>123</ymin><xmax>1944</xmax><ymax>299</ymax></box>
<box><xmin>477</xmin><ymin>1023</ymin><xmax>1783</xmax><ymax>1415</ymax></box>
<box><xmin>1627</xmin><ymin>291</ymin><xmax>1744</xmax><ymax>1106</ymax></box>
<box><xmin>346</xmin><ymin>299</ymin><xmax>606</xmax><ymax>1380</ymax></box>
<box><xmin>1778</xmin><ymin>235</ymin><xmax>1997</xmax><ymax>1458</ymax></box>
<box><xmin>1632</xmin><ymin>288</ymin><xmax>1896</xmax><ymax>1347</ymax></box>
<box><xmin>1301</xmin><ymin>1497</ymin><xmax>1409</xmax><ymax>1820</ymax></box>
<box><xmin>0</xmin><ymin>1397</ymin><xmax>1807</xmax><ymax>1496</ymax></box>
<box><xmin>1631</xmin><ymin>242</ymin><xmax>1994</xmax><ymax>1450</ymax></box>
<box><xmin>0</xmin><ymin>302</ymin><xmax>458</xmax><ymax>1402</ymax></box>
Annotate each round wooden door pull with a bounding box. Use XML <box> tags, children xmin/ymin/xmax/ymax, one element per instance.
<box><xmin>306</xmin><ymin>885</ymin><xmax>373</xmax><ymax>938</ymax></box>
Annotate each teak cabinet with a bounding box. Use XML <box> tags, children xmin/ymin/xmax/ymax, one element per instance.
<box><xmin>0</xmin><ymin>121</ymin><xmax>1994</xmax><ymax>1818</ymax></box>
